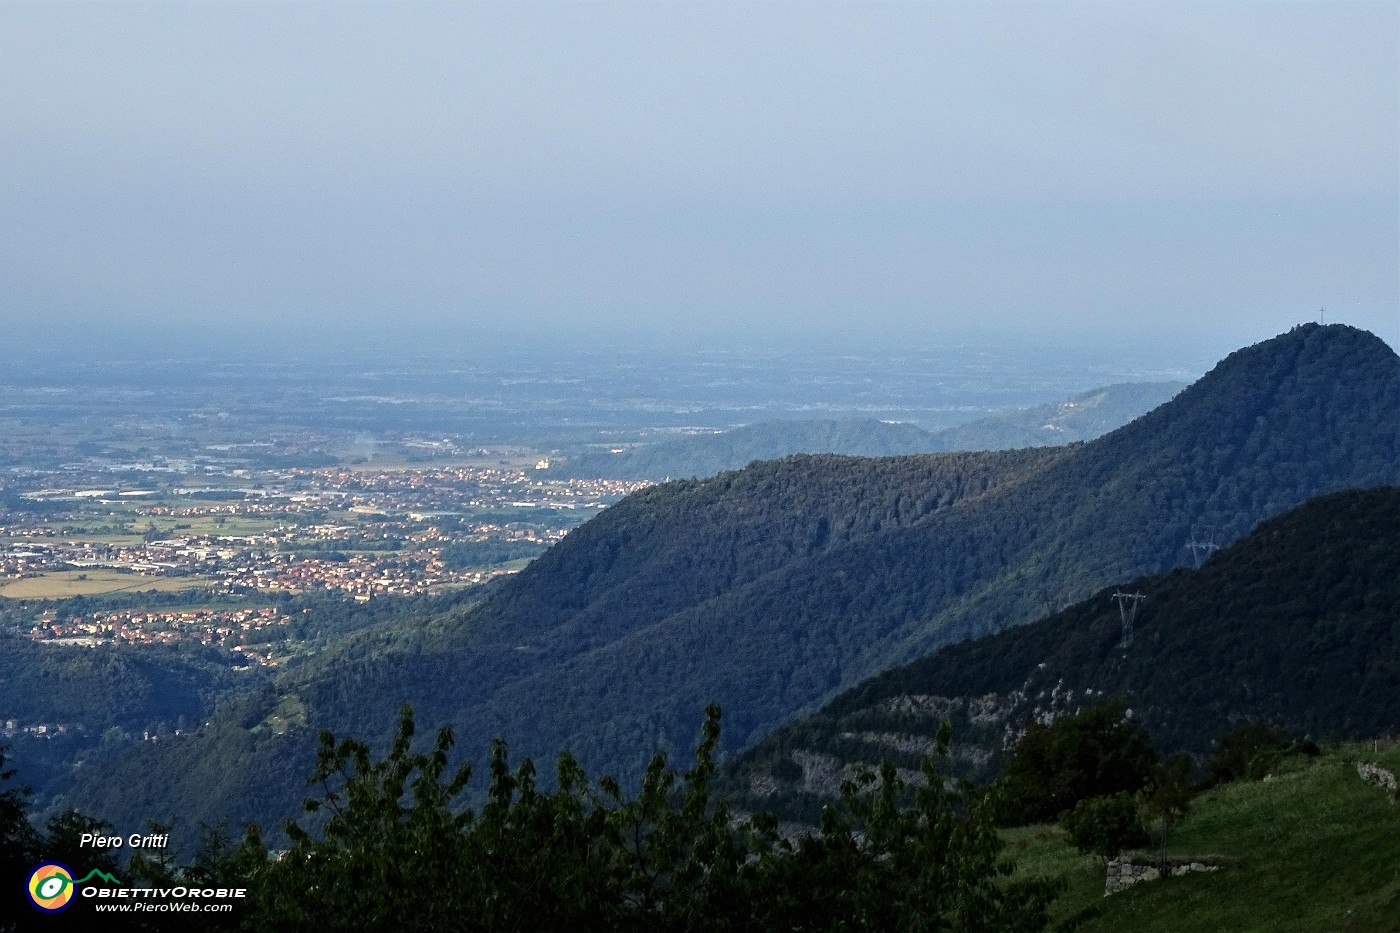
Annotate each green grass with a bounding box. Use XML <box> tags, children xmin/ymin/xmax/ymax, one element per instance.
<box><xmin>22</xmin><ymin>513</ymin><xmax>282</xmax><ymax>545</ymax></box>
<box><xmin>256</xmin><ymin>694</ymin><xmax>308</xmax><ymax>735</ymax></box>
<box><xmin>491</xmin><ymin>557</ymin><xmax>534</xmax><ymax>572</ymax></box>
<box><xmin>0</xmin><ymin>569</ymin><xmax>210</xmax><ymax>598</ymax></box>
<box><xmin>136</xmin><ymin>514</ymin><xmax>284</xmax><ymax>537</ymax></box>
<box><xmin>56</xmin><ymin>534</ymin><xmax>148</xmax><ymax>546</ymax></box>
<box><xmin>1007</xmin><ymin>743</ymin><xmax>1400</xmax><ymax>932</ymax></box>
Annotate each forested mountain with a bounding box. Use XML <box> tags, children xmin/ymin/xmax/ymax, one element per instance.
<box><xmin>721</xmin><ymin>485</ymin><xmax>1400</xmax><ymax>821</ymax></box>
<box><xmin>546</xmin><ymin>381</ymin><xmax>1185</xmax><ymax>481</ymax></box>
<box><xmin>931</xmin><ymin>381</ymin><xmax>1186</xmax><ymax>454</ymax></box>
<box><xmin>547</xmin><ymin>419</ymin><xmax>941</xmax><ymax>480</ymax></box>
<box><xmin>0</xmin><ymin>637</ymin><xmax>248</xmax><ymax>733</ymax></box>
<box><xmin>61</xmin><ymin>325</ymin><xmax>1400</xmax><ymax>837</ymax></box>
<box><xmin>66</xmin><ymin>447</ymin><xmax>1066</xmax><ymax>839</ymax></box>
<box><xmin>0</xmin><ymin>637</ymin><xmax>256</xmax><ymax>796</ymax></box>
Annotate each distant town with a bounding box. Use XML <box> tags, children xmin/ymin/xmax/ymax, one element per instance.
<box><xmin>2</xmin><ymin>458</ymin><xmax>652</xmax><ymax>660</ymax></box>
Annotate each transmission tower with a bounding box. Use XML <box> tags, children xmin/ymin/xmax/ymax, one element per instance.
<box><xmin>1185</xmin><ymin>539</ymin><xmax>1220</xmax><ymax>568</ymax></box>
<box><xmin>1112</xmin><ymin>591</ymin><xmax>1145</xmax><ymax>649</ymax></box>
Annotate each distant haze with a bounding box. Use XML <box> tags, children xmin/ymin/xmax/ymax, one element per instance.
<box><xmin>1</xmin><ymin>1</ymin><xmax>1395</xmax><ymax>359</ymax></box>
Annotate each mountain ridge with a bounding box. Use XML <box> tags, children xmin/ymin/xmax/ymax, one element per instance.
<box><xmin>57</xmin><ymin>324</ymin><xmax>1400</xmax><ymax>838</ymax></box>
<box><xmin>545</xmin><ymin>381</ymin><xmax>1187</xmax><ymax>481</ymax></box>
<box><xmin>721</xmin><ymin>484</ymin><xmax>1400</xmax><ymax>821</ymax></box>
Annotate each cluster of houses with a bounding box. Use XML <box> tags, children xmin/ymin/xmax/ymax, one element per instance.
<box><xmin>1</xmin><ymin>468</ymin><xmax>659</xmax><ymax>664</ymax></box>
<box><xmin>283</xmin><ymin>464</ymin><xmax>650</xmax><ymax>514</ymax></box>
<box><xmin>220</xmin><ymin>551</ymin><xmax>510</xmax><ymax>600</ymax></box>
<box><xmin>2</xmin><ymin>719</ymin><xmax>72</xmax><ymax>739</ymax></box>
<box><xmin>29</xmin><ymin>606</ymin><xmax>293</xmax><ymax>662</ymax></box>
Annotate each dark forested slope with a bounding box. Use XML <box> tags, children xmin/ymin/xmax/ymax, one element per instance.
<box><xmin>0</xmin><ymin>636</ymin><xmax>258</xmax><ymax>814</ymax></box>
<box><xmin>0</xmin><ymin>637</ymin><xmax>248</xmax><ymax>732</ymax></box>
<box><xmin>287</xmin><ymin>446</ymin><xmax>1069</xmax><ymax>748</ymax></box>
<box><xmin>723</xmin><ymin>485</ymin><xmax>1400</xmax><ymax>820</ymax></box>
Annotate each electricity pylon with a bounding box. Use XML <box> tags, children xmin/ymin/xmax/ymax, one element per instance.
<box><xmin>1185</xmin><ymin>539</ymin><xmax>1220</xmax><ymax>568</ymax></box>
<box><xmin>1112</xmin><ymin>591</ymin><xmax>1145</xmax><ymax>649</ymax></box>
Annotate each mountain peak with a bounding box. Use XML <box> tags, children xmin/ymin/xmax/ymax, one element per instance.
<box><xmin>1092</xmin><ymin>323</ymin><xmax>1398</xmax><ymax>463</ymax></box>
<box><xmin>1219</xmin><ymin>322</ymin><xmax>1395</xmax><ymax>366</ymax></box>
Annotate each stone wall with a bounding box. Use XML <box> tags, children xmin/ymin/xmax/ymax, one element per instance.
<box><xmin>1104</xmin><ymin>856</ymin><xmax>1222</xmax><ymax>896</ymax></box>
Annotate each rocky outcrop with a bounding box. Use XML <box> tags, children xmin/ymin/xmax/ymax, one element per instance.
<box><xmin>1356</xmin><ymin>762</ymin><xmax>1398</xmax><ymax>801</ymax></box>
<box><xmin>1104</xmin><ymin>856</ymin><xmax>1224</xmax><ymax>896</ymax></box>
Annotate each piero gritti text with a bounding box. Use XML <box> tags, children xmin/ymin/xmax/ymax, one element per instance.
<box><xmin>79</xmin><ymin>831</ymin><xmax>170</xmax><ymax>849</ymax></box>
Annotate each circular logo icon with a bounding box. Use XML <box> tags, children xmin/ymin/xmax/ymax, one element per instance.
<box><xmin>27</xmin><ymin>862</ymin><xmax>76</xmax><ymax>912</ymax></box>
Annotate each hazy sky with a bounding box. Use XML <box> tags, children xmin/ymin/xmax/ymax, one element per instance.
<box><xmin>2</xmin><ymin>1</ymin><xmax>1396</xmax><ymax>356</ymax></box>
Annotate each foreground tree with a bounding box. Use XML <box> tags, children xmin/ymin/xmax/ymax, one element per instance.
<box><xmin>1138</xmin><ymin>753</ymin><xmax>1193</xmax><ymax>870</ymax></box>
<box><xmin>239</xmin><ymin>708</ymin><xmax>1061</xmax><ymax>932</ymax></box>
<box><xmin>1</xmin><ymin>750</ymin><xmax>127</xmax><ymax>933</ymax></box>
<box><xmin>1</xmin><ymin>748</ymin><xmax>41</xmax><ymax>931</ymax></box>
<box><xmin>749</xmin><ymin>721</ymin><xmax>1061</xmax><ymax>932</ymax></box>
<box><xmin>995</xmin><ymin>700</ymin><xmax>1159</xmax><ymax>825</ymax></box>
<box><xmin>1059</xmin><ymin>792</ymin><xmax>1148</xmax><ymax>862</ymax></box>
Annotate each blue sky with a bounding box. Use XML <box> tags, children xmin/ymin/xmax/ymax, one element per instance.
<box><xmin>1</xmin><ymin>1</ymin><xmax>1395</xmax><ymax>356</ymax></box>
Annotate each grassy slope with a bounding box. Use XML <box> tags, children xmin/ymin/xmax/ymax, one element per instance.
<box><xmin>1007</xmin><ymin>742</ymin><xmax>1400</xmax><ymax>932</ymax></box>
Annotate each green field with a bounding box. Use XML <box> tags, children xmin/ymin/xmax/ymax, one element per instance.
<box><xmin>0</xmin><ymin>569</ymin><xmax>211</xmax><ymax>599</ymax></box>
<box><xmin>1007</xmin><ymin>742</ymin><xmax>1400</xmax><ymax>932</ymax></box>
<box><xmin>26</xmin><ymin>509</ymin><xmax>284</xmax><ymax>545</ymax></box>
<box><xmin>256</xmin><ymin>693</ymin><xmax>308</xmax><ymax>735</ymax></box>
<box><xmin>151</xmin><ymin>514</ymin><xmax>283</xmax><ymax>536</ymax></box>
